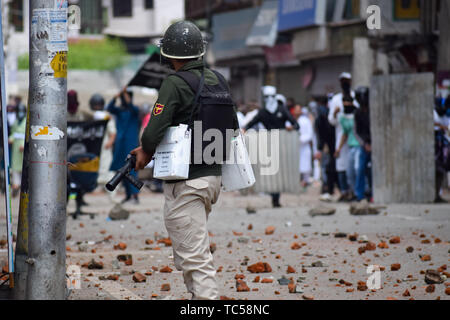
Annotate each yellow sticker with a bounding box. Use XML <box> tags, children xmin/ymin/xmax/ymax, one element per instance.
<box><xmin>50</xmin><ymin>51</ymin><xmax>67</xmax><ymax>78</ymax></box>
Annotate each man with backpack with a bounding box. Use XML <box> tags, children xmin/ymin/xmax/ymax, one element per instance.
<box><xmin>132</xmin><ymin>21</ymin><xmax>239</xmax><ymax>300</ymax></box>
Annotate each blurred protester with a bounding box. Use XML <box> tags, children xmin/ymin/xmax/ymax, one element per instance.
<box><xmin>67</xmin><ymin>90</ymin><xmax>91</xmax><ymax>121</ymax></box>
<box><xmin>354</xmin><ymin>87</ymin><xmax>372</xmax><ymax>202</ymax></box>
<box><xmin>334</xmin><ymin>92</ymin><xmax>359</xmax><ymax>201</ymax></box>
<box><xmin>89</xmin><ymin>94</ymin><xmax>117</xmax><ymax>192</ymax></box>
<box><xmin>107</xmin><ymin>88</ymin><xmax>141</xmax><ymax>204</ymax></box>
<box><xmin>314</xmin><ymin>96</ymin><xmax>337</xmax><ymax>201</ymax></box>
<box><xmin>434</xmin><ymin>95</ymin><xmax>450</xmax><ymax>203</ymax></box>
<box><xmin>9</xmin><ymin>104</ymin><xmax>27</xmax><ymax>197</ymax></box>
<box><xmin>244</xmin><ymin>100</ymin><xmax>263</xmax><ymax>130</ymax></box>
<box><xmin>297</xmin><ymin>105</ymin><xmax>313</xmax><ymax>188</ymax></box>
<box><xmin>328</xmin><ymin>72</ymin><xmax>359</xmax><ymax>201</ymax></box>
<box><xmin>287</xmin><ymin>97</ymin><xmax>296</xmax><ymax>114</ymax></box>
<box><xmin>244</xmin><ymin>86</ymin><xmax>299</xmax><ymax>208</ymax></box>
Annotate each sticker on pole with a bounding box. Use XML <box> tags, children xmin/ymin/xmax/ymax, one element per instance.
<box><xmin>31</xmin><ymin>8</ymin><xmax>68</xmax><ymax>52</ymax></box>
<box><xmin>50</xmin><ymin>51</ymin><xmax>67</xmax><ymax>78</ymax></box>
<box><xmin>31</xmin><ymin>126</ymin><xmax>65</xmax><ymax>140</ymax></box>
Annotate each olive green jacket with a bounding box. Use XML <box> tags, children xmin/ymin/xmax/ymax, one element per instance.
<box><xmin>141</xmin><ymin>60</ymin><xmax>239</xmax><ymax>181</ymax></box>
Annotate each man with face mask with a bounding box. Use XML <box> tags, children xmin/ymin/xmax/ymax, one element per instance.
<box><xmin>244</xmin><ymin>86</ymin><xmax>299</xmax><ymax>207</ymax></box>
<box><xmin>8</xmin><ymin>103</ymin><xmax>27</xmax><ymax>197</ymax></box>
<box><xmin>328</xmin><ymin>72</ymin><xmax>359</xmax><ymax>201</ymax></box>
<box><xmin>107</xmin><ymin>88</ymin><xmax>141</xmax><ymax>204</ymax></box>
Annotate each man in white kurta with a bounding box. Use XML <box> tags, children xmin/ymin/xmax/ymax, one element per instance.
<box><xmin>328</xmin><ymin>72</ymin><xmax>359</xmax><ymax>200</ymax></box>
<box><xmin>298</xmin><ymin>107</ymin><xmax>313</xmax><ymax>186</ymax></box>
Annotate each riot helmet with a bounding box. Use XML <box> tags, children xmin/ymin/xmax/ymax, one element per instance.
<box><xmin>160</xmin><ymin>21</ymin><xmax>206</xmax><ymax>60</ymax></box>
<box><xmin>89</xmin><ymin>93</ymin><xmax>105</xmax><ymax>111</ymax></box>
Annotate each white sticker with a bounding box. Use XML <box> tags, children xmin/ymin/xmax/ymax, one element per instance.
<box><xmin>31</xmin><ymin>126</ymin><xmax>65</xmax><ymax>140</ymax></box>
<box><xmin>31</xmin><ymin>8</ymin><xmax>68</xmax><ymax>52</ymax></box>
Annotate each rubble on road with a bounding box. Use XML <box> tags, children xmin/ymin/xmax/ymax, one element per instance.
<box><xmin>425</xmin><ymin>270</ymin><xmax>445</xmax><ymax>284</ymax></box>
<box><xmin>308</xmin><ymin>206</ymin><xmax>336</xmax><ymax>217</ymax></box>
<box><xmin>132</xmin><ymin>272</ymin><xmax>146</xmax><ymax>283</ymax></box>
<box><xmin>247</xmin><ymin>262</ymin><xmax>272</xmax><ymax>273</ymax></box>
<box><xmin>108</xmin><ymin>204</ymin><xmax>130</xmax><ymax>221</ymax></box>
<box><xmin>349</xmin><ymin>200</ymin><xmax>384</xmax><ymax>215</ymax></box>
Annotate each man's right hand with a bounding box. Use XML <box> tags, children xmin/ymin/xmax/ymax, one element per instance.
<box><xmin>131</xmin><ymin>147</ymin><xmax>153</xmax><ymax>171</ymax></box>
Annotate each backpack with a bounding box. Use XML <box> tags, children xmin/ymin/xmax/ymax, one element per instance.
<box><xmin>174</xmin><ymin>68</ymin><xmax>237</xmax><ymax>165</ymax></box>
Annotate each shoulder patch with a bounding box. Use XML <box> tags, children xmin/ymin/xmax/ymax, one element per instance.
<box><xmin>153</xmin><ymin>103</ymin><xmax>165</xmax><ymax>116</ymax></box>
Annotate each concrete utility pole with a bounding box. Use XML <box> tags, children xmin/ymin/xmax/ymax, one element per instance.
<box><xmin>25</xmin><ymin>0</ymin><xmax>68</xmax><ymax>300</ymax></box>
<box><xmin>437</xmin><ymin>0</ymin><xmax>450</xmax><ymax>73</ymax></box>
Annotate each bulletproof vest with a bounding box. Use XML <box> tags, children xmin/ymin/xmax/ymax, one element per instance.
<box><xmin>175</xmin><ymin>68</ymin><xmax>236</xmax><ymax>165</ymax></box>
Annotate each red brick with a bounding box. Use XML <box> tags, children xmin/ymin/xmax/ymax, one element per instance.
<box><xmin>132</xmin><ymin>272</ymin><xmax>146</xmax><ymax>283</ymax></box>
<box><xmin>160</xmin><ymin>266</ymin><xmax>173</xmax><ymax>273</ymax></box>
<box><xmin>265</xmin><ymin>226</ymin><xmax>275</xmax><ymax>235</ymax></box>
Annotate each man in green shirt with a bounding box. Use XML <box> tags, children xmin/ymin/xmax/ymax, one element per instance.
<box><xmin>335</xmin><ymin>106</ymin><xmax>360</xmax><ymax>199</ymax></box>
<box><xmin>132</xmin><ymin>21</ymin><xmax>238</xmax><ymax>300</ymax></box>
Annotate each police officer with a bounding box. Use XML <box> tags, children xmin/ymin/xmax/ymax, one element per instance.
<box><xmin>132</xmin><ymin>21</ymin><xmax>238</xmax><ymax>300</ymax></box>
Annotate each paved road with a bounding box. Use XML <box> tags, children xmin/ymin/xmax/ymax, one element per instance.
<box><xmin>1</xmin><ymin>184</ymin><xmax>449</xmax><ymax>300</ymax></box>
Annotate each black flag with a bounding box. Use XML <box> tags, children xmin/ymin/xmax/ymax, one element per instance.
<box><xmin>127</xmin><ymin>46</ymin><xmax>174</xmax><ymax>90</ymax></box>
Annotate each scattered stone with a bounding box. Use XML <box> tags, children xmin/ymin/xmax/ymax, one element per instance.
<box><xmin>389</xmin><ymin>236</ymin><xmax>401</xmax><ymax>244</ymax></box>
<box><xmin>308</xmin><ymin>206</ymin><xmax>336</xmax><ymax>217</ymax></box>
<box><xmin>420</xmin><ymin>255</ymin><xmax>431</xmax><ymax>262</ymax></box>
<box><xmin>406</xmin><ymin>246</ymin><xmax>414</xmax><ymax>253</ymax></box>
<box><xmin>402</xmin><ymin>289</ymin><xmax>411</xmax><ymax>297</ymax></box>
<box><xmin>145</xmin><ymin>239</ymin><xmax>154</xmax><ymax>245</ymax></box>
<box><xmin>302</xmin><ymin>295</ymin><xmax>314</xmax><ymax>300</ymax></box>
<box><xmin>111</xmin><ymin>260</ymin><xmax>120</xmax><ymax>270</ymax></box>
<box><xmin>209</xmin><ymin>243</ymin><xmax>217</xmax><ymax>254</ymax></box>
<box><xmin>236</xmin><ymin>280</ymin><xmax>250</xmax><ymax>292</ymax></box>
<box><xmin>349</xmin><ymin>200</ymin><xmax>382</xmax><ymax>215</ymax></box>
<box><xmin>247</xmin><ymin>224</ymin><xmax>253</xmax><ymax>230</ymax></box>
<box><xmin>302</xmin><ymin>223</ymin><xmax>311</xmax><ymax>227</ymax></box>
<box><xmin>357</xmin><ymin>281</ymin><xmax>368</xmax><ymax>291</ymax></box>
<box><xmin>365</xmin><ymin>242</ymin><xmax>377</xmax><ymax>251</ymax></box>
<box><xmin>391</xmin><ymin>264</ymin><xmax>401</xmax><ymax>271</ymax></box>
<box><xmin>160</xmin><ymin>266</ymin><xmax>173</xmax><ymax>273</ymax></box>
<box><xmin>114</xmin><ymin>242</ymin><xmax>127</xmax><ymax>250</ymax></box>
<box><xmin>278</xmin><ymin>277</ymin><xmax>290</xmax><ymax>285</ymax></box>
<box><xmin>161</xmin><ymin>284</ymin><xmax>171</xmax><ymax>292</ymax></box>
<box><xmin>358</xmin><ymin>246</ymin><xmax>366</xmax><ymax>255</ymax></box>
<box><xmin>107</xmin><ymin>274</ymin><xmax>119</xmax><ymax>281</ymax></box>
<box><xmin>311</xmin><ymin>261</ymin><xmax>326</xmax><ymax>268</ymax></box>
<box><xmin>334</xmin><ymin>232</ymin><xmax>347</xmax><ymax>238</ymax></box>
<box><xmin>157</xmin><ymin>238</ymin><xmax>172</xmax><ymax>247</ymax></box>
<box><xmin>117</xmin><ymin>254</ymin><xmax>133</xmax><ymax>266</ymax></box>
<box><xmin>253</xmin><ymin>276</ymin><xmax>260</xmax><ymax>283</ymax></box>
<box><xmin>291</xmin><ymin>242</ymin><xmax>302</xmax><ymax>250</ymax></box>
<box><xmin>425</xmin><ymin>284</ymin><xmax>435</xmax><ymax>293</ymax></box>
<box><xmin>261</xmin><ymin>278</ymin><xmax>274</xmax><ymax>284</ymax></box>
<box><xmin>425</xmin><ymin>270</ymin><xmax>444</xmax><ymax>284</ymax></box>
<box><xmin>132</xmin><ymin>272</ymin><xmax>146</xmax><ymax>283</ymax></box>
<box><xmin>87</xmin><ymin>259</ymin><xmax>103</xmax><ymax>270</ymax></box>
<box><xmin>265</xmin><ymin>226</ymin><xmax>276</xmax><ymax>235</ymax></box>
<box><xmin>358</xmin><ymin>235</ymin><xmax>369</xmax><ymax>243</ymax></box>
<box><xmin>348</xmin><ymin>234</ymin><xmax>358</xmax><ymax>241</ymax></box>
<box><xmin>445</xmin><ymin>288</ymin><xmax>450</xmax><ymax>295</ymax></box>
<box><xmin>378</xmin><ymin>242</ymin><xmax>389</xmax><ymax>249</ymax></box>
<box><xmin>247</xmin><ymin>262</ymin><xmax>272</xmax><ymax>273</ymax></box>
<box><xmin>109</xmin><ymin>204</ymin><xmax>130</xmax><ymax>221</ymax></box>
<box><xmin>287</xmin><ymin>266</ymin><xmax>296</xmax><ymax>274</ymax></box>
<box><xmin>246</xmin><ymin>206</ymin><xmax>257</xmax><ymax>214</ymax></box>
<box><xmin>237</xmin><ymin>237</ymin><xmax>250</xmax><ymax>244</ymax></box>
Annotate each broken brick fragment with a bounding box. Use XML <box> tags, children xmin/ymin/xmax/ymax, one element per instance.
<box><xmin>265</xmin><ymin>226</ymin><xmax>275</xmax><ymax>235</ymax></box>
<box><xmin>346</xmin><ymin>288</ymin><xmax>354</xmax><ymax>293</ymax></box>
<box><xmin>365</xmin><ymin>242</ymin><xmax>376</xmax><ymax>251</ymax></box>
<box><xmin>261</xmin><ymin>278</ymin><xmax>273</xmax><ymax>283</ymax></box>
<box><xmin>378</xmin><ymin>242</ymin><xmax>389</xmax><ymax>249</ymax></box>
<box><xmin>402</xmin><ymin>289</ymin><xmax>410</xmax><ymax>297</ymax></box>
<box><xmin>357</xmin><ymin>281</ymin><xmax>368</xmax><ymax>291</ymax></box>
<box><xmin>358</xmin><ymin>246</ymin><xmax>366</xmax><ymax>255</ymax></box>
<box><xmin>291</xmin><ymin>242</ymin><xmax>302</xmax><ymax>250</ymax></box>
<box><xmin>161</xmin><ymin>283</ymin><xmax>171</xmax><ymax>291</ymax></box>
<box><xmin>157</xmin><ymin>238</ymin><xmax>172</xmax><ymax>247</ymax></box>
<box><xmin>145</xmin><ymin>239</ymin><xmax>154</xmax><ymax>245</ymax></box>
<box><xmin>209</xmin><ymin>243</ymin><xmax>217</xmax><ymax>254</ymax></box>
<box><xmin>389</xmin><ymin>236</ymin><xmax>400</xmax><ymax>244</ymax></box>
<box><xmin>247</xmin><ymin>262</ymin><xmax>272</xmax><ymax>273</ymax></box>
<box><xmin>391</xmin><ymin>264</ymin><xmax>401</xmax><ymax>271</ymax></box>
<box><xmin>434</xmin><ymin>238</ymin><xmax>442</xmax><ymax>244</ymax></box>
<box><xmin>445</xmin><ymin>288</ymin><xmax>450</xmax><ymax>295</ymax></box>
<box><xmin>132</xmin><ymin>272</ymin><xmax>146</xmax><ymax>283</ymax></box>
<box><xmin>288</xmin><ymin>282</ymin><xmax>296</xmax><ymax>293</ymax></box>
<box><xmin>236</xmin><ymin>280</ymin><xmax>250</xmax><ymax>292</ymax></box>
<box><xmin>425</xmin><ymin>285</ymin><xmax>435</xmax><ymax>293</ymax></box>
<box><xmin>233</xmin><ymin>231</ymin><xmax>243</xmax><ymax>236</ymax></box>
<box><xmin>160</xmin><ymin>266</ymin><xmax>173</xmax><ymax>273</ymax></box>
<box><xmin>235</xmin><ymin>274</ymin><xmax>245</xmax><ymax>280</ymax></box>
<box><xmin>287</xmin><ymin>266</ymin><xmax>296</xmax><ymax>274</ymax></box>
<box><xmin>253</xmin><ymin>276</ymin><xmax>260</xmax><ymax>283</ymax></box>
<box><xmin>107</xmin><ymin>275</ymin><xmax>119</xmax><ymax>281</ymax></box>
<box><xmin>113</xmin><ymin>242</ymin><xmax>127</xmax><ymax>250</ymax></box>
<box><xmin>302</xmin><ymin>295</ymin><xmax>314</xmax><ymax>300</ymax></box>
<box><xmin>406</xmin><ymin>246</ymin><xmax>414</xmax><ymax>253</ymax></box>
<box><xmin>248</xmin><ymin>224</ymin><xmax>253</xmax><ymax>230</ymax></box>
<box><xmin>421</xmin><ymin>255</ymin><xmax>431</xmax><ymax>262</ymax></box>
